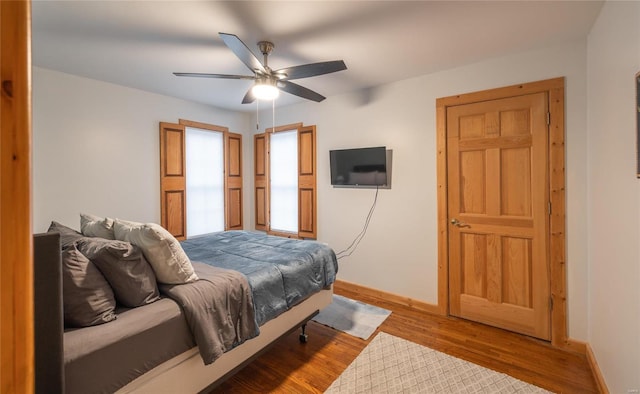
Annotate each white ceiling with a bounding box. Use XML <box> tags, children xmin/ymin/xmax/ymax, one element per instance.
<box><xmin>32</xmin><ymin>1</ymin><xmax>603</xmax><ymax>112</ymax></box>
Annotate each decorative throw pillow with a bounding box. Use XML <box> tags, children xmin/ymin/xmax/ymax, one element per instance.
<box><xmin>62</xmin><ymin>245</ymin><xmax>117</xmax><ymax>327</ymax></box>
<box><xmin>80</xmin><ymin>213</ymin><xmax>115</xmax><ymax>239</ymax></box>
<box><xmin>113</xmin><ymin>219</ymin><xmax>198</xmax><ymax>284</ymax></box>
<box><xmin>48</xmin><ymin>221</ymin><xmax>84</xmax><ymax>249</ymax></box>
<box><xmin>76</xmin><ymin>237</ymin><xmax>161</xmax><ymax>307</ymax></box>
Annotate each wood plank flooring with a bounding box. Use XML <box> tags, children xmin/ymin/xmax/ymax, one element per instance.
<box><xmin>209</xmin><ymin>287</ymin><xmax>598</xmax><ymax>393</ymax></box>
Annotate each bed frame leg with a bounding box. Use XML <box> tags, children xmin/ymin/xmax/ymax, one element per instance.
<box><xmin>299</xmin><ymin>324</ymin><xmax>308</xmax><ymax>343</ymax></box>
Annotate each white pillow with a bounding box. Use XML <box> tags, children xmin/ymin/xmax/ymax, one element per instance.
<box><xmin>113</xmin><ymin>219</ymin><xmax>198</xmax><ymax>284</ymax></box>
<box><xmin>80</xmin><ymin>213</ymin><xmax>115</xmax><ymax>239</ymax></box>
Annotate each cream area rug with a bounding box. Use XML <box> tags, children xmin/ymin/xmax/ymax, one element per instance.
<box><xmin>325</xmin><ymin>332</ymin><xmax>553</xmax><ymax>393</ymax></box>
<box><xmin>312</xmin><ymin>295</ymin><xmax>391</xmax><ymax>340</ymax></box>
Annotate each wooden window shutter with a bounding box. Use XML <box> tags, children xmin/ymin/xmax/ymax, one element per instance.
<box><xmin>159</xmin><ymin>122</ymin><xmax>187</xmax><ymax>240</ymax></box>
<box><xmin>298</xmin><ymin>125</ymin><xmax>317</xmax><ymax>239</ymax></box>
<box><xmin>254</xmin><ymin>133</ymin><xmax>268</xmax><ymax>231</ymax></box>
<box><xmin>225</xmin><ymin>131</ymin><xmax>243</xmax><ymax>230</ymax></box>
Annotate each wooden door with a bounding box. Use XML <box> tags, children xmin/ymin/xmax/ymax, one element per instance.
<box><xmin>447</xmin><ymin>92</ymin><xmax>550</xmax><ymax>340</ymax></box>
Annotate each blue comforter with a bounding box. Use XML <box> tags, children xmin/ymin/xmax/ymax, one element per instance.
<box><xmin>181</xmin><ymin>231</ymin><xmax>338</xmax><ymax>325</ymax></box>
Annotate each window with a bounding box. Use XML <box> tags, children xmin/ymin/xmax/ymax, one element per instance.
<box><xmin>269</xmin><ymin>129</ymin><xmax>298</xmax><ymax>233</ymax></box>
<box><xmin>185</xmin><ymin>127</ymin><xmax>224</xmax><ymax>236</ymax></box>
<box><xmin>254</xmin><ymin>123</ymin><xmax>317</xmax><ymax>239</ymax></box>
<box><xmin>160</xmin><ymin>120</ymin><xmax>243</xmax><ymax>240</ymax></box>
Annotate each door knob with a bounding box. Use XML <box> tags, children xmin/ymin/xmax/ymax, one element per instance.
<box><xmin>450</xmin><ymin>218</ymin><xmax>470</xmax><ymax>228</ymax></box>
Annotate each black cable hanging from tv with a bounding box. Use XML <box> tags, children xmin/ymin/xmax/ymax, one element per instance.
<box><xmin>336</xmin><ymin>185</ymin><xmax>379</xmax><ymax>260</ymax></box>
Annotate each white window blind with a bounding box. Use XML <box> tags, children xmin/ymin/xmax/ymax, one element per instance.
<box><xmin>270</xmin><ymin>130</ymin><xmax>298</xmax><ymax>233</ymax></box>
<box><xmin>185</xmin><ymin>127</ymin><xmax>224</xmax><ymax>236</ymax></box>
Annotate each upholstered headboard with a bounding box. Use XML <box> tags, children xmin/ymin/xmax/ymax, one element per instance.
<box><xmin>33</xmin><ymin>232</ymin><xmax>64</xmax><ymax>394</ymax></box>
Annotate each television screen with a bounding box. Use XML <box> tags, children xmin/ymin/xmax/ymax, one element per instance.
<box><xmin>330</xmin><ymin>147</ymin><xmax>387</xmax><ymax>186</ymax></box>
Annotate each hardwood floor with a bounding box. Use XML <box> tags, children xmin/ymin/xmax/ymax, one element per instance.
<box><xmin>209</xmin><ymin>287</ymin><xmax>598</xmax><ymax>393</ymax></box>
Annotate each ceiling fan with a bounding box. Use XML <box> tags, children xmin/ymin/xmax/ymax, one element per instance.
<box><xmin>174</xmin><ymin>32</ymin><xmax>347</xmax><ymax>104</ymax></box>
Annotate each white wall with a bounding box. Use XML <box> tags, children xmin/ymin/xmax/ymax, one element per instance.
<box><xmin>32</xmin><ymin>67</ymin><xmax>251</xmax><ymax>233</ymax></box>
<box><xmin>586</xmin><ymin>1</ymin><xmax>640</xmax><ymax>392</ymax></box>
<box><xmin>252</xmin><ymin>41</ymin><xmax>589</xmax><ymax>341</ymax></box>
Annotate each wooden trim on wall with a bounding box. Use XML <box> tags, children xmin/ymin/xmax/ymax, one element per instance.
<box><xmin>435</xmin><ymin>104</ymin><xmax>449</xmax><ymax>316</ymax></box>
<box><xmin>266</xmin><ymin>122</ymin><xmax>302</xmax><ymax>134</ymax></box>
<box><xmin>267</xmin><ymin>230</ymin><xmax>300</xmax><ymax>239</ymax></box>
<box><xmin>565</xmin><ymin>338</ymin><xmax>587</xmax><ymax>354</ymax></box>
<box><xmin>548</xmin><ymin>84</ymin><xmax>569</xmax><ymax>349</ymax></box>
<box><xmin>436</xmin><ymin>78</ymin><xmax>564</xmax><ymax>108</ymax></box>
<box><xmin>586</xmin><ymin>343</ymin><xmax>610</xmax><ymax>394</ymax></box>
<box><xmin>1</xmin><ymin>1</ymin><xmax>34</xmax><ymax>392</ymax></box>
<box><xmin>178</xmin><ymin>119</ymin><xmax>229</xmax><ymax>133</ymax></box>
<box><xmin>334</xmin><ymin>279</ymin><xmax>440</xmax><ymax>315</ymax></box>
<box><xmin>436</xmin><ymin>77</ymin><xmax>569</xmax><ymax>347</ymax></box>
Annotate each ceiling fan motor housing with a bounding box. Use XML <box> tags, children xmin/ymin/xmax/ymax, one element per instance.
<box><xmin>257</xmin><ymin>41</ymin><xmax>275</xmax><ymax>56</ymax></box>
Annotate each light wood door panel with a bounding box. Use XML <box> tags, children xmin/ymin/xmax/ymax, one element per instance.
<box><xmin>447</xmin><ymin>92</ymin><xmax>550</xmax><ymax>340</ymax></box>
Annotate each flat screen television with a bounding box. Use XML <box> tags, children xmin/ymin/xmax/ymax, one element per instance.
<box><xmin>330</xmin><ymin>146</ymin><xmax>387</xmax><ymax>186</ymax></box>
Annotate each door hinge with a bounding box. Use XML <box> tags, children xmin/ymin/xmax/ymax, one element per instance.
<box><xmin>550</xmin><ymin>296</ymin><xmax>554</xmax><ymax>311</ymax></box>
<box><xmin>548</xmin><ymin>202</ymin><xmax>552</xmax><ymax>215</ymax></box>
<box><xmin>546</xmin><ymin>112</ymin><xmax>550</xmax><ymax>125</ymax></box>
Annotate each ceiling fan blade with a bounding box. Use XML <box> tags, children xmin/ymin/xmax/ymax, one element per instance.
<box><xmin>275</xmin><ymin>60</ymin><xmax>347</xmax><ymax>80</ymax></box>
<box><xmin>219</xmin><ymin>32</ymin><xmax>266</xmax><ymax>74</ymax></box>
<box><xmin>278</xmin><ymin>81</ymin><xmax>326</xmax><ymax>102</ymax></box>
<box><xmin>173</xmin><ymin>72</ymin><xmax>255</xmax><ymax>80</ymax></box>
<box><xmin>242</xmin><ymin>88</ymin><xmax>256</xmax><ymax>104</ymax></box>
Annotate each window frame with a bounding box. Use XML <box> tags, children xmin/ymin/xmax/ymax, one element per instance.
<box><xmin>159</xmin><ymin>119</ymin><xmax>243</xmax><ymax>240</ymax></box>
<box><xmin>268</xmin><ymin>127</ymin><xmax>299</xmax><ymax>234</ymax></box>
<box><xmin>254</xmin><ymin>122</ymin><xmax>317</xmax><ymax>239</ymax></box>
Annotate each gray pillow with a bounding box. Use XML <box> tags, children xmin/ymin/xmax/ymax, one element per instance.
<box><xmin>76</xmin><ymin>237</ymin><xmax>160</xmax><ymax>308</ymax></box>
<box><xmin>62</xmin><ymin>245</ymin><xmax>117</xmax><ymax>327</ymax></box>
<box><xmin>48</xmin><ymin>221</ymin><xmax>84</xmax><ymax>249</ymax></box>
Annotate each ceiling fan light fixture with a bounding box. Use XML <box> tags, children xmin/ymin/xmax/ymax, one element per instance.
<box><xmin>252</xmin><ymin>81</ymin><xmax>279</xmax><ymax>101</ymax></box>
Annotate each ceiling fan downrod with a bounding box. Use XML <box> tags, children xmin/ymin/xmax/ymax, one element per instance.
<box><xmin>257</xmin><ymin>41</ymin><xmax>274</xmax><ymax>71</ymax></box>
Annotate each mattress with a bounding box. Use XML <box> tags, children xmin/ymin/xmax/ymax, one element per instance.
<box><xmin>64</xmin><ymin>298</ymin><xmax>194</xmax><ymax>394</ymax></box>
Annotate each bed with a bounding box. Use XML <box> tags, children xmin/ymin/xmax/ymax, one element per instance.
<box><xmin>34</xmin><ymin>227</ymin><xmax>338</xmax><ymax>394</ymax></box>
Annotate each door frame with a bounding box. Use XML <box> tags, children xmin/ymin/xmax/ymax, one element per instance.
<box><xmin>1</xmin><ymin>1</ymin><xmax>34</xmax><ymax>392</ymax></box>
<box><xmin>436</xmin><ymin>77</ymin><xmax>576</xmax><ymax>350</ymax></box>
